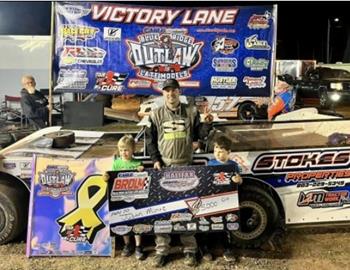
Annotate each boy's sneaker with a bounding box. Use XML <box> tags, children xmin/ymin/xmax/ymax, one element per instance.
<box><xmin>152</xmin><ymin>254</ymin><xmax>167</xmax><ymax>268</ymax></box>
<box><xmin>121</xmin><ymin>244</ymin><xmax>133</xmax><ymax>257</ymax></box>
<box><xmin>201</xmin><ymin>246</ymin><xmax>213</xmax><ymax>261</ymax></box>
<box><xmin>223</xmin><ymin>249</ymin><xmax>236</xmax><ymax>263</ymax></box>
<box><xmin>135</xmin><ymin>246</ymin><xmax>146</xmax><ymax>260</ymax></box>
<box><xmin>184</xmin><ymin>252</ymin><xmax>198</xmax><ymax>266</ymax></box>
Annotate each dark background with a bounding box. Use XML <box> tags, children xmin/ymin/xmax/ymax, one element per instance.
<box><xmin>0</xmin><ymin>1</ymin><xmax>349</xmax><ymax>63</ymax></box>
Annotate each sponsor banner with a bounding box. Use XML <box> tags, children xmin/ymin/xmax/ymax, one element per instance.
<box><xmin>108</xmin><ymin>165</ymin><xmax>239</xmax><ymax>235</ymax></box>
<box><xmin>53</xmin><ymin>2</ymin><xmax>276</xmax><ymax>96</ymax></box>
<box><xmin>26</xmin><ymin>157</ymin><xmax>113</xmax><ymax>257</ymax></box>
<box><xmin>231</xmin><ymin>142</ymin><xmax>350</xmax><ymax>225</ymax></box>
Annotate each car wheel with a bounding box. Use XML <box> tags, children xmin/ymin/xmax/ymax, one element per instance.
<box><xmin>43</xmin><ymin>131</ymin><xmax>75</xmax><ymax>148</ymax></box>
<box><xmin>0</xmin><ymin>182</ymin><xmax>27</xmax><ymax>244</ymax></box>
<box><xmin>319</xmin><ymin>90</ymin><xmax>330</xmax><ymax>109</ymax></box>
<box><xmin>230</xmin><ymin>185</ymin><xmax>280</xmax><ymax>249</ymax></box>
<box><xmin>238</xmin><ymin>102</ymin><xmax>258</xmax><ymax>121</ymax></box>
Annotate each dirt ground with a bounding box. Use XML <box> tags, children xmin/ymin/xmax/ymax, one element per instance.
<box><xmin>0</xmin><ymin>229</ymin><xmax>349</xmax><ymax>270</ymax></box>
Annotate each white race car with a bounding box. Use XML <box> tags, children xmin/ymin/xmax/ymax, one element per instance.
<box><xmin>0</xmin><ymin>109</ymin><xmax>348</xmax><ymax>249</ymax></box>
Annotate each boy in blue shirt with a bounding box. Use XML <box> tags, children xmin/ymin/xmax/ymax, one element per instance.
<box><xmin>202</xmin><ymin>134</ymin><xmax>242</xmax><ymax>262</ymax></box>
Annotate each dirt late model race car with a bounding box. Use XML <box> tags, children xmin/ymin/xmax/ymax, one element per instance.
<box><xmin>0</xmin><ymin>110</ymin><xmax>349</xmax><ymax>249</ymax></box>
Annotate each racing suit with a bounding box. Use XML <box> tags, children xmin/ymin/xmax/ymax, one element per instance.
<box><xmin>146</xmin><ymin>102</ymin><xmax>211</xmax><ymax>256</ymax></box>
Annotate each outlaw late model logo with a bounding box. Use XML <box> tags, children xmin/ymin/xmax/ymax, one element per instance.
<box><xmin>38</xmin><ymin>165</ymin><xmax>75</xmax><ymax>198</ymax></box>
<box><xmin>127</xmin><ymin>32</ymin><xmax>203</xmax><ymax>80</ymax></box>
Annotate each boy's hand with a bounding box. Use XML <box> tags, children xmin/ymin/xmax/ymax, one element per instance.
<box><xmin>231</xmin><ymin>174</ymin><xmax>243</xmax><ymax>185</ymax></box>
<box><xmin>137</xmin><ymin>166</ymin><xmax>144</xmax><ymax>172</ymax></box>
<box><xmin>154</xmin><ymin>161</ymin><xmax>162</xmax><ymax>170</ymax></box>
<box><xmin>103</xmin><ymin>172</ymin><xmax>109</xmax><ymax>182</ymax></box>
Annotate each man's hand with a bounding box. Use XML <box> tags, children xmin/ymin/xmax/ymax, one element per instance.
<box><xmin>137</xmin><ymin>166</ymin><xmax>144</xmax><ymax>172</ymax></box>
<box><xmin>154</xmin><ymin>161</ymin><xmax>162</xmax><ymax>170</ymax></box>
<box><xmin>231</xmin><ymin>174</ymin><xmax>243</xmax><ymax>185</ymax></box>
<box><xmin>203</xmin><ymin>107</ymin><xmax>213</xmax><ymax>123</ymax></box>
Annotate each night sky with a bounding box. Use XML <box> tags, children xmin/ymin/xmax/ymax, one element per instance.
<box><xmin>0</xmin><ymin>1</ymin><xmax>349</xmax><ymax>63</ymax></box>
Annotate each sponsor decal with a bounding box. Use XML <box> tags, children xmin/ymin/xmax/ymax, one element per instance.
<box><xmin>170</xmin><ymin>213</ymin><xmax>193</xmax><ymax>222</ymax></box>
<box><xmin>243</xmin><ymin>76</ymin><xmax>266</xmax><ymax>89</ymax></box>
<box><xmin>226</xmin><ymin>213</ymin><xmax>239</xmax><ymax>222</ymax></box>
<box><xmin>91</xmin><ymin>4</ymin><xmax>238</xmax><ymax>25</ymax></box>
<box><xmin>94</xmin><ymin>71</ymin><xmax>128</xmax><ymax>92</ymax></box>
<box><xmin>199</xmin><ymin>217</ymin><xmax>210</xmax><ymax>225</ymax></box>
<box><xmin>38</xmin><ymin>165</ymin><xmax>75</xmax><ymax>198</ymax></box>
<box><xmin>57</xmin><ymin>175</ymin><xmax>107</xmax><ymax>244</ymax></box>
<box><xmin>199</xmin><ymin>225</ymin><xmax>210</xmax><ymax>232</ymax></box>
<box><xmin>60</xmin><ymin>25</ymin><xmax>99</xmax><ymax>41</ymax></box>
<box><xmin>247</xmin><ymin>11</ymin><xmax>271</xmax><ymax>29</ymax></box>
<box><xmin>297</xmin><ymin>190</ymin><xmax>350</xmax><ymax>208</ymax></box>
<box><xmin>252</xmin><ymin>150</ymin><xmax>350</xmax><ymax>174</ymax></box>
<box><xmin>111</xmin><ymin>225</ymin><xmax>133</xmax><ymax>235</ymax></box>
<box><xmin>296</xmin><ymin>180</ymin><xmax>346</xmax><ymax>188</ymax></box>
<box><xmin>56</xmin><ymin>69</ymin><xmax>88</xmax><ymax>89</ymax></box>
<box><xmin>3</xmin><ymin>163</ymin><xmax>16</xmax><ymax>169</ymax></box>
<box><xmin>57</xmin><ymin>4</ymin><xmax>91</xmax><ymax>20</ymax></box>
<box><xmin>110</xmin><ymin>171</ymin><xmax>150</xmax><ymax>201</ymax></box>
<box><xmin>60</xmin><ymin>224</ymin><xmax>90</xmax><ymax>243</ymax></box>
<box><xmin>103</xmin><ymin>27</ymin><xmax>121</xmax><ymax>41</ymax></box>
<box><xmin>160</xmin><ymin>170</ymin><xmax>199</xmax><ymax>192</ymax></box>
<box><xmin>226</xmin><ymin>222</ymin><xmax>239</xmax><ymax>230</ymax></box>
<box><xmin>132</xmin><ymin>224</ymin><xmax>153</xmax><ymax>234</ymax></box>
<box><xmin>128</xmin><ymin>79</ymin><xmax>152</xmax><ymax>88</ymax></box>
<box><xmin>127</xmin><ymin>32</ymin><xmax>203</xmax><ymax>81</ymax></box>
<box><xmin>60</xmin><ymin>46</ymin><xmax>106</xmax><ymax>66</ymax></box>
<box><xmin>211</xmin><ymin>223</ymin><xmax>224</xmax><ymax>230</ymax></box>
<box><xmin>173</xmin><ymin>223</ymin><xmax>187</xmax><ymax>231</ymax></box>
<box><xmin>154</xmin><ymin>220</ymin><xmax>173</xmax><ymax>233</ymax></box>
<box><xmin>186</xmin><ymin>223</ymin><xmax>197</xmax><ymax>231</ymax></box>
<box><xmin>287</xmin><ymin>170</ymin><xmax>350</xmax><ymax>182</ymax></box>
<box><xmin>210</xmin><ymin>216</ymin><xmax>223</xmax><ymax>223</ymax></box>
<box><xmin>245</xmin><ymin>34</ymin><xmax>271</xmax><ymax>50</ymax></box>
<box><xmin>212</xmin><ymin>58</ymin><xmax>237</xmax><ymax>72</ymax></box>
<box><xmin>213</xmin><ymin>172</ymin><xmax>232</xmax><ymax>185</ymax></box>
<box><xmin>211</xmin><ymin>37</ymin><xmax>239</xmax><ymax>55</ymax></box>
<box><xmin>20</xmin><ymin>161</ymin><xmax>31</xmax><ymax>170</ymax></box>
<box><xmin>211</xmin><ymin>76</ymin><xmax>237</xmax><ymax>89</ymax></box>
<box><xmin>244</xmin><ymin>57</ymin><xmax>269</xmax><ymax>71</ymax></box>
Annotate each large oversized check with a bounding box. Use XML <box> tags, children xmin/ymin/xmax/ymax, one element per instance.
<box><xmin>108</xmin><ymin>165</ymin><xmax>240</xmax><ymax>235</ymax></box>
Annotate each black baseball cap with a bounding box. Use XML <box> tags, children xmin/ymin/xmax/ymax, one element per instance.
<box><xmin>277</xmin><ymin>74</ymin><xmax>294</xmax><ymax>85</ymax></box>
<box><xmin>162</xmin><ymin>79</ymin><xmax>180</xmax><ymax>90</ymax></box>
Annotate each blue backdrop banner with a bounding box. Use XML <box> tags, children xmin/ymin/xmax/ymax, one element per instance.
<box><xmin>53</xmin><ymin>2</ymin><xmax>276</xmax><ymax>96</ymax></box>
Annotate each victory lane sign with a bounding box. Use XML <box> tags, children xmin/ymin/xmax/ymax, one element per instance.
<box><xmin>107</xmin><ymin>165</ymin><xmax>240</xmax><ymax>236</ymax></box>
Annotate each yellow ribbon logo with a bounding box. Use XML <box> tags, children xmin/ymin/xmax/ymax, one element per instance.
<box><xmin>57</xmin><ymin>175</ymin><xmax>107</xmax><ymax>244</ymax></box>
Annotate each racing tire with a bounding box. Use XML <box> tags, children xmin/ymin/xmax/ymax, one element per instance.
<box><xmin>0</xmin><ymin>182</ymin><xmax>27</xmax><ymax>244</ymax></box>
<box><xmin>230</xmin><ymin>185</ymin><xmax>279</xmax><ymax>249</ymax></box>
<box><xmin>43</xmin><ymin>131</ymin><xmax>75</xmax><ymax>148</ymax></box>
<box><xmin>238</xmin><ymin>102</ymin><xmax>258</xmax><ymax>121</ymax></box>
<box><xmin>319</xmin><ymin>89</ymin><xmax>330</xmax><ymax>109</ymax></box>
